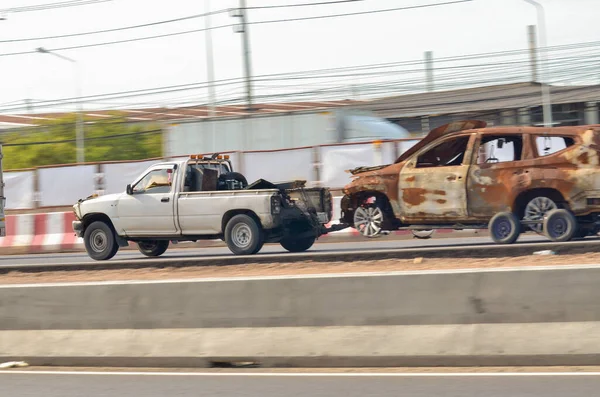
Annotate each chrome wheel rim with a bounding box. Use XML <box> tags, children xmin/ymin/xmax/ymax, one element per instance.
<box><xmin>524</xmin><ymin>197</ymin><xmax>557</xmax><ymax>233</ymax></box>
<box><xmin>354</xmin><ymin>206</ymin><xmax>384</xmax><ymax>237</ymax></box>
<box><xmin>89</xmin><ymin>229</ymin><xmax>108</xmax><ymax>253</ymax></box>
<box><xmin>231</xmin><ymin>223</ymin><xmax>252</xmax><ymax>248</ymax></box>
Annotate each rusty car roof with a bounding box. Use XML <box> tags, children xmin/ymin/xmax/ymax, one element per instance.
<box><xmin>395</xmin><ymin>120</ymin><xmax>600</xmax><ymax>163</ymax></box>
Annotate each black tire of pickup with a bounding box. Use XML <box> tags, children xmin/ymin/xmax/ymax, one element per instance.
<box><xmin>137</xmin><ymin>240</ymin><xmax>169</xmax><ymax>257</ymax></box>
<box><xmin>280</xmin><ymin>236</ymin><xmax>316</xmax><ymax>252</ymax></box>
<box><xmin>224</xmin><ymin>214</ymin><xmax>264</xmax><ymax>255</ymax></box>
<box><xmin>84</xmin><ymin>221</ymin><xmax>119</xmax><ymax>261</ymax></box>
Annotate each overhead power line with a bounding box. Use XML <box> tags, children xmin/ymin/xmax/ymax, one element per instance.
<box><xmin>0</xmin><ymin>0</ymin><xmax>473</xmax><ymax>55</ymax></box>
<box><xmin>0</xmin><ymin>23</ymin><xmax>233</xmax><ymax>57</ymax></box>
<box><xmin>0</xmin><ymin>8</ymin><xmax>230</xmax><ymax>43</ymax></box>
<box><xmin>248</xmin><ymin>0</ymin><xmax>473</xmax><ymax>25</ymax></box>
<box><xmin>1</xmin><ymin>0</ymin><xmax>109</xmax><ymax>13</ymax></box>
<box><xmin>244</xmin><ymin>0</ymin><xmax>365</xmax><ymax>9</ymax></box>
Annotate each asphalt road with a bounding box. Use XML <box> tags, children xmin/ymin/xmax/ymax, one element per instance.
<box><xmin>1</xmin><ymin>371</ymin><xmax>600</xmax><ymax>397</ymax></box>
<box><xmin>0</xmin><ymin>234</ymin><xmax>557</xmax><ymax>266</ymax></box>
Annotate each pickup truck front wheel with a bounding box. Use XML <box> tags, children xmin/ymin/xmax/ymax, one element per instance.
<box><xmin>84</xmin><ymin>221</ymin><xmax>119</xmax><ymax>261</ymax></box>
<box><xmin>137</xmin><ymin>240</ymin><xmax>169</xmax><ymax>257</ymax></box>
<box><xmin>225</xmin><ymin>214</ymin><xmax>264</xmax><ymax>255</ymax></box>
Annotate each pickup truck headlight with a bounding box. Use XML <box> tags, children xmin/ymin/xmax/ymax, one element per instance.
<box><xmin>271</xmin><ymin>195</ymin><xmax>281</xmax><ymax>215</ymax></box>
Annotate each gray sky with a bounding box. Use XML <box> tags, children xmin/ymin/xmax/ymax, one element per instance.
<box><xmin>1</xmin><ymin>0</ymin><xmax>599</xmax><ymax>114</ymax></box>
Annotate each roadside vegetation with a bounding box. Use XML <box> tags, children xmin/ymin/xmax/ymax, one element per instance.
<box><xmin>1</xmin><ymin>112</ymin><xmax>163</xmax><ymax>170</ymax></box>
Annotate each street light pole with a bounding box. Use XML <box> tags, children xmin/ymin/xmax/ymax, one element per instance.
<box><xmin>523</xmin><ymin>0</ymin><xmax>553</xmax><ymax>127</ymax></box>
<box><xmin>230</xmin><ymin>0</ymin><xmax>254</xmax><ymax>111</ymax></box>
<box><xmin>36</xmin><ymin>47</ymin><xmax>85</xmax><ymax>164</ymax></box>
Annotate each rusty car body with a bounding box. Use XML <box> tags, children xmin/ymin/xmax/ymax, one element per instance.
<box><xmin>340</xmin><ymin>120</ymin><xmax>600</xmax><ymax>242</ymax></box>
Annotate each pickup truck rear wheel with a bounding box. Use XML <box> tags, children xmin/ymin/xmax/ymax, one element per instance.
<box><xmin>280</xmin><ymin>236</ymin><xmax>316</xmax><ymax>252</ymax></box>
<box><xmin>84</xmin><ymin>221</ymin><xmax>118</xmax><ymax>261</ymax></box>
<box><xmin>137</xmin><ymin>240</ymin><xmax>169</xmax><ymax>257</ymax></box>
<box><xmin>225</xmin><ymin>214</ymin><xmax>264</xmax><ymax>255</ymax></box>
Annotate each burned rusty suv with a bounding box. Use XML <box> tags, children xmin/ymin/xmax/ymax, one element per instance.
<box><xmin>340</xmin><ymin>120</ymin><xmax>600</xmax><ymax>244</ymax></box>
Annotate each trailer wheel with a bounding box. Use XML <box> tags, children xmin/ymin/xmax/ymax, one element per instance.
<box><xmin>138</xmin><ymin>240</ymin><xmax>169</xmax><ymax>257</ymax></box>
<box><xmin>225</xmin><ymin>214</ymin><xmax>264</xmax><ymax>255</ymax></box>
<box><xmin>280</xmin><ymin>236</ymin><xmax>316</xmax><ymax>252</ymax></box>
<box><xmin>543</xmin><ymin>209</ymin><xmax>577</xmax><ymax>242</ymax></box>
<box><xmin>84</xmin><ymin>221</ymin><xmax>119</xmax><ymax>261</ymax></box>
<box><xmin>489</xmin><ymin>212</ymin><xmax>520</xmax><ymax>244</ymax></box>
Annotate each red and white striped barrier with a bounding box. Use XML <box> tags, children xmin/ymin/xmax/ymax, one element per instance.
<box><xmin>0</xmin><ymin>212</ymin><xmax>83</xmax><ymax>252</ymax></box>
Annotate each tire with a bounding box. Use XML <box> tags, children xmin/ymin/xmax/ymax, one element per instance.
<box><xmin>83</xmin><ymin>221</ymin><xmax>119</xmax><ymax>261</ymax></box>
<box><xmin>489</xmin><ymin>212</ymin><xmax>521</xmax><ymax>244</ymax></box>
<box><xmin>224</xmin><ymin>214</ymin><xmax>264</xmax><ymax>255</ymax></box>
<box><xmin>137</xmin><ymin>240</ymin><xmax>169</xmax><ymax>257</ymax></box>
<box><xmin>353</xmin><ymin>203</ymin><xmax>385</xmax><ymax>238</ymax></box>
<box><xmin>280</xmin><ymin>236</ymin><xmax>316</xmax><ymax>252</ymax></box>
<box><xmin>219</xmin><ymin>172</ymin><xmax>248</xmax><ymax>189</ymax></box>
<box><xmin>543</xmin><ymin>209</ymin><xmax>577</xmax><ymax>242</ymax></box>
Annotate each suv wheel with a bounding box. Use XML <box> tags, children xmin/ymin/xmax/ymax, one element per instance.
<box><xmin>353</xmin><ymin>204</ymin><xmax>385</xmax><ymax>238</ymax></box>
<box><xmin>523</xmin><ymin>196</ymin><xmax>558</xmax><ymax>233</ymax></box>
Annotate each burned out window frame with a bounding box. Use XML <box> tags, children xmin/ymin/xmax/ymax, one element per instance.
<box><xmin>412</xmin><ymin>133</ymin><xmax>475</xmax><ymax>169</ymax></box>
<box><xmin>472</xmin><ymin>133</ymin><xmax>525</xmax><ymax>165</ymax></box>
<box><xmin>532</xmin><ymin>134</ymin><xmax>578</xmax><ymax>158</ymax></box>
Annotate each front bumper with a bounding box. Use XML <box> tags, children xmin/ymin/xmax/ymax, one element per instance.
<box><xmin>72</xmin><ymin>220</ymin><xmax>83</xmax><ymax>237</ymax></box>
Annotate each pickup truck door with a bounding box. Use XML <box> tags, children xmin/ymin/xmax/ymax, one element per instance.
<box><xmin>398</xmin><ymin>133</ymin><xmax>475</xmax><ymax>222</ymax></box>
<box><xmin>117</xmin><ymin>165</ymin><xmax>178</xmax><ymax>236</ymax></box>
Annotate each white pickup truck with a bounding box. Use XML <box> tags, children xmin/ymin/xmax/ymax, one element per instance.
<box><xmin>0</xmin><ymin>144</ymin><xmax>5</xmax><ymax>237</ymax></box>
<box><xmin>73</xmin><ymin>154</ymin><xmax>342</xmax><ymax>260</ymax></box>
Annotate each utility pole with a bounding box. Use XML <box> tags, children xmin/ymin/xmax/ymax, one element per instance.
<box><xmin>230</xmin><ymin>0</ymin><xmax>254</xmax><ymax>111</ymax></box>
<box><xmin>205</xmin><ymin>0</ymin><xmax>216</xmax><ymax>118</ymax></box>
<box><xmin>424</xmin><ymin>51</ymin><xmax>434</xmax><ymax>92</ymax></box>
<box><xmin>527</xmin><ymin>25</ymin><xmax>539</xmax><ymax>82</ymax></box>
<box><xmin>205</xmin><ymin>0</ymin><xmax>218</xmax><ymax>151</ymax></box>
<box><xmin>523</xmin><ymin>0</ymin><xmax>552</xmax><ymax>127</ymax></box>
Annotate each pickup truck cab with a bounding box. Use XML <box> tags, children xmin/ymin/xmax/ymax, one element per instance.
<box><xmin>341</xmin><ymin>120</ymin><xmax>600</xmax><ymax>244</ymax></box>
<box><xmin>73</xmin><ymin>154</ymin><xmax>335</xmax><ymax>260</ymax></box>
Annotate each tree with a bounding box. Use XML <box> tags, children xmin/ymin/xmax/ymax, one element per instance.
<box><xmin>2</xmin><ymin>112</ymin><xmax>163</xmax><ymax>170</ymax></box>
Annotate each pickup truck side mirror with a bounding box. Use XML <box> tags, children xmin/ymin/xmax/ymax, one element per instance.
<box><xmin>126</xmin><ymin>184</ymin><xmax>133</xmax><ymax>195</ymax></box>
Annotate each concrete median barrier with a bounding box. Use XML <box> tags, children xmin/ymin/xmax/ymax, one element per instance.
<box><xmin>2</xmin><ymin>265</ymin><xmax>600</xmax><ymax>367</ymax></box>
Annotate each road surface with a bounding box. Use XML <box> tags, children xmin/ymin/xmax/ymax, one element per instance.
<box><xmin>0</xmin><ymin>234</ymin><xmax>557</xmax><ymax>266</ymax></box>
<box><xmin>1</xmin><ymin>370</ymin><xmax>599</xmax><ymax>397</ymax></box>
